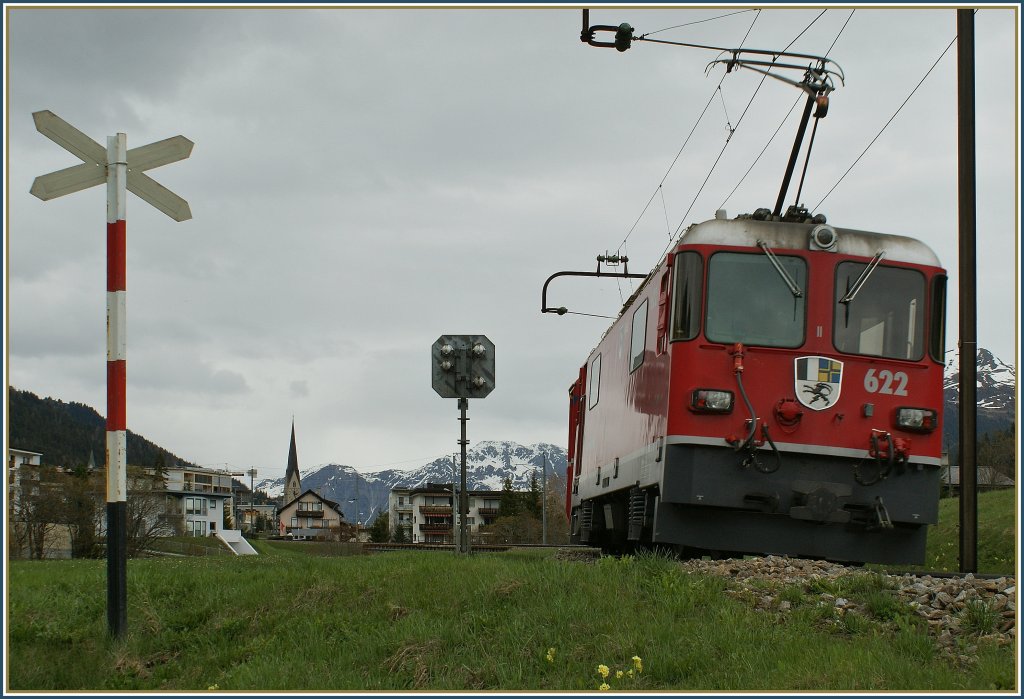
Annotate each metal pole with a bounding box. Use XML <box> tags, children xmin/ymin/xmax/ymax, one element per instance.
<box><xmin>452</xmin><ymin>454</ymin><xmax>457</xmax><ymax>548</ymax></box>
<box><xmin>458</xmin><ymin>398</ymin><xmax>470</xmax><ymax>555</ymax></box>
<box><xmin>105</xmin><ymin>133</ymin><xmax>128</xmax><ymax>639</ymax></box>
<box><xmin>542</xmin><ymin>452</ymin><xmax>547</xmax><ymax>545</ymax></box>
<box><xmin>248</xmin><ymin>468</ymin><xmax>257</xmax><ymax>533</ymax></box>
<box><xmin>957</xmin><ymin>8</ymin><xmax>978</xmax><ymax>575</ymax></box>
<box><xmin>773</xmin><ymin>92</ymin><xmax>816</xmax><ymax>218</ymax></box>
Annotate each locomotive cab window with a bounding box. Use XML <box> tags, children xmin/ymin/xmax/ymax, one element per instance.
<box><xmin>670</xmin><ymin>251</ymin><xmax>703</xmax><ymax>341</ymax></box>
<box><xmin>588</xmin><ymin>354</ymin><xmax>601</xmax><ymax>410</ymax></box>
<box><xmin>705</xmin><ymin>252</ymin><xmax>806</xmax><ymax>347</ymax></box>
<box><xmin>929</xmin><ymin>275</ymin><xmax>947</xmax><ymax>363</ymax></box>
<box><xmin>834</xmin><ymin>263</ymin><xmax>926</xmax><ymax>360</ymax></box>
<box><xmin>629</xmin><ymin>300</ymin><xmax>648</xmax><ymax>372</ymax></box>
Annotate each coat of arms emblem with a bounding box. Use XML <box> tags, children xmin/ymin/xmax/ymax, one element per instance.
<box><xmin>795</xmin><ymin>356</ymin><xmax>843</xmax><ymax>410</ymax></box>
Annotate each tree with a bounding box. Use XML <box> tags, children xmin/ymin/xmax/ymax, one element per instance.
<box><xmin>499</xmin><ymin>476</ymin><xmax>520</xmax><ymax>517</ymax></box>
<box><xmin>123</xmin><ymin>466</ymin><xmax>175</xmax><ymax>557</ymax></box>
<box><xmin>369</xmin><ymin>511</ymin><xmax>390</xmax><ymax>543</ymax></box>
<box><xmin>526</xmin><ymin>471</ymin><xmax>542</xmax><ymax>517</ymax></box>
<box><xmin>61</xmin><ymin>469</ymin><xmax>104</xmax><ymax>558</ymax></box>
<box><xmin>542</xmin><ymin>476</ymin><xmax>571</xmax><ymax>545</ymax></box>
<box><xmin>478</xmin><ymin>512</ymin><xmax>542</xmax><ymax>545</ymax></box>
<box><xmin>8</xmin><ymin>465</ymin><xmax>65</xmax><ymax>559</ymax></box>
<box><xmin>392</xmin><ymin>522</ymin><xmax>408</xmax><ymax>543</ymax></box>
<box><xmin>978</xmin><ymin>425</ymin><xmax>1015</xmax><ymax>482</ymax></box>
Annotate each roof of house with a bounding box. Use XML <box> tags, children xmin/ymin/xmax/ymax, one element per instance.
<box><xmin>278</xmin><ymin>489</ymin><xmax>344</xmax><ymax>515</ymax></box>
<box><xmin>395</xmin><ymin>482</ymin><xmax>503</xmax><ymax>497</ymax></box>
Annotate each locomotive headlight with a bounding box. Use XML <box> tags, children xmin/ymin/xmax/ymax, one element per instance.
<box><xmin>895</xmin><ymin>407</ymin><xmax>938</xmax><ymax>432</ymax></box>
<box><xmin>690</xmin><ymin>389</ymin><xmax>734</xmax><ymax>413</ymax></box>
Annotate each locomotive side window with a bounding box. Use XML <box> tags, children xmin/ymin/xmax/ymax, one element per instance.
<box><xmin>588</xmin><ymin>354</ymin><xmax>601</xmax><ymax>409</ymax></box>
<box><xmin>833</xmin><ymin>263</ymin><xmax>926</xmax><ymax>360</ymax></box>
<box><xmin>629</xmin><ymin>299</ymin><xmax>648</xmax><ymax>372</ymax></box>
<box><xmin>929</xmin><ymin>275</ymin><xmax>947</xmax><ymax>363</ymax></box>
<box><xmin>670</xmin><ymin>251</ymin><xmax>703</xmax><ymax>341</ymax></box>
<box><xmin>705</xmin><ymin>252</ymin><xmax>806</xmax><ymax>347</ymax></box>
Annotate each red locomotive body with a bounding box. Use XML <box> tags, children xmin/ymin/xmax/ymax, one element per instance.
<box><xmin>566</xmin><ymin>212</ymin><xmax>947</xmax><ymax>564</ymax></box>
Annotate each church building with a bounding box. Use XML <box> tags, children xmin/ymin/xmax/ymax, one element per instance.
<box><xmin>277</xmin><ymin>421</ymin><xmax>345</xmax><ymax>540</ymax></box>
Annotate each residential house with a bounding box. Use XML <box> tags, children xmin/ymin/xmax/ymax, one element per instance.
<box><xmin>278</xmin><ymin>489</ymin><xmax>345</xmax><ymax>540</ymax></box>
<box><xmin>389</xmin><ymin>483</ymin><xmax>502</xmax><ymax>544</ymax></box>
<box><xmin>7</xmin><ymin>447</ymin><xmax>43</xmax><ymax>514</ymax></box>
<box><xmin>161</xmin><ymin>465</ymin><xmax>234</xmax><ymax>537</ymax></box>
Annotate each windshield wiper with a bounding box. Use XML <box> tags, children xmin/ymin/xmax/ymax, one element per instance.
<box><xmin>756</xmin><ymin>239</ymin><xmax>803</xmax><ymax>297</ymax></box>
<box><xmin>839</xmin><ymin>251</ymin><xmax>886</xmax><ymax>304</ymax></box>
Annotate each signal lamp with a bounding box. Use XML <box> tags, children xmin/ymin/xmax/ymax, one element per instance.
<box><xmin>690</xmin><ymin>389</ymin><xmax>734</xmax><ymax>414</ymax></box>
<box><xmin>894</xmin><ymin>407</ymin><xmax>937</xmax><ymax>432</ymax></box>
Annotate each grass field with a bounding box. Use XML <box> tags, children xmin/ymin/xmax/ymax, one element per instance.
<box><xmin>5</xmin><ymin>490</ymin><xmax>1017</xmax><ymax>692</ymax></box>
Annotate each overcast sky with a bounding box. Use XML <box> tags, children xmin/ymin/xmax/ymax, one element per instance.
<box><xmin>4</xmin><ymin>4</ymin><xmax>1019</xmax><ymax>481</ymax></box>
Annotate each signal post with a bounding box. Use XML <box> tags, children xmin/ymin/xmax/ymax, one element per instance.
<box><xmin>431</xmin><ymin>335</ymin><xmax>495</xmax><ymax>555</ymax></box>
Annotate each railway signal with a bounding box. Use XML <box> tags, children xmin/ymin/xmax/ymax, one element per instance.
<box><xmin>431</xmin><ymin>334</ymin><xmax>494</xmax><ymax>399</ymax></box>
<box><xmin>431</xmin><ymin>335</ymin><xmax>495</xmax><ymax>555</ymax></box>
<box><xmin>30</xmin><ymin>110</ymin><xmax>193</xmax><ymax>638</ymax></box>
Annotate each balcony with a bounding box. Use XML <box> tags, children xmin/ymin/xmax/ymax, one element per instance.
<box><xmin>477</xmin><ymin>507</ymin><xmax>499</xmax><ymax>516</ymax></box>
<box><xmin>419</xmin><ymin>505</ymin><xmax>452</xmax><ymax>515</ymax></box>
<box><xmin>395</xmin><ymin>504</ymin><xmax>413</xmax><ymax>512</ymax></box>
<box><xmin>296</xmin><ymin>509</ymin><xmax>324</xmax><ymax>518</ymax></box>
<box><xmin>420</xmin><ymin>523</ymin><xmax>453</xmax><ymax>532</ymax></box>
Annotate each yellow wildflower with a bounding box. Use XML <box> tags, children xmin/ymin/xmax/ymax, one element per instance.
<box><xmin>545</xmin><ymin>647</ymin><xmax>555</xmax><ymax>663</ymax></box>
<box><xmin>599</xmin><ymin>683</ymin><xmax>611</xmax><ymax>691</ymax></box>
<box><xmin>627</xmin><ymin>669</ymin><xmax>635</xmax><ymax>678</ymax></box>
<box><xmin>597</xmin><ymin>664</ymin><xmax>610</xmax><ymax>679</ymax></box>
<box><xmin>616</xmin><ymin>670</ymin><xmax>624</xmax><ymax>679</ymax></box>
<box><xmin>632</xmin><ymin>656</ymin><xmax>643</xmax><ymax>673</ymax></box>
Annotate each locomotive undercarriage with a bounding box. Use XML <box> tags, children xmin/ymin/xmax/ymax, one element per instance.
<box><xmin>572</xmin><ymin>443</ymin><xmax>941</xmax><ymax>565</ymax></box>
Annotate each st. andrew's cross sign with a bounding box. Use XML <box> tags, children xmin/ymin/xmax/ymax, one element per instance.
<box><xmin>31</xmin><ymin>110</ymin><xmax>193</xmax><ymax>220</ymax></box>
<box><xmin>30</xmin><ymin>110</ymin><xmax>193</xmax><ymax>638</ymax></box>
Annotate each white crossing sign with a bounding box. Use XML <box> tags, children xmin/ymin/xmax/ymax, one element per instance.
<box><xmin>30</xmin><ymin>110</ymin><xmax>193</xmax><ymax>221</ymax></box>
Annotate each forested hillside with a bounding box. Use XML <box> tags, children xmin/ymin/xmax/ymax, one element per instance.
<box><xmin>8</xmin><ymin>388</ymin><xmax>194</xmax><ymax>469</ymax></box>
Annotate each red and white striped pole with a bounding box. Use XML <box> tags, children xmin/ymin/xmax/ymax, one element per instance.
<box><xmin>106</xmin><ymin>133</ymin><xmax>128</xmax><ymax>638</ymax></box>
<box><xmin>31</xmin><ymin>111</ymin><xmax>192</xmax><ymax>640</ymax></box>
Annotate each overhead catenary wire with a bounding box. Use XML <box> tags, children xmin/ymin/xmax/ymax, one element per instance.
<box><xmin>671</xmin><ymin>10</ymin><xmax>828</xmax><ymax>235</ymax></box>
<box><xmin>611</xmin><ymin>10</ymin><xmax>763</xmax><ymax>259</ymax></box>
<box><xmin>648</xmin><ymin>10</ymin><xmax>828</xmax><ymax>268</ymax></box>
<box><xmin>719</xmin><ymin>10</ymin><xmax>854</xmax><ymax>212</ymax></box>
<box><xmin>718</xmin><ymin>94</ymin><xmax>802</xmax><ymax>211</ymax></box>
<box><xmin>812</xmin><ymin>31</ymin><xmax>959</xmax><ymax>213</ymax></box>
<box><xmin>641</xmin><ymin>9</ymin><xmax>757</xmax><ymax>37</ymax></box>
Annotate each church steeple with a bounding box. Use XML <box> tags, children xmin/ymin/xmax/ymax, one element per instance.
<box><xmin>283</xmin><ymin>419</ymin><xmax>302</xmax><ymax>505</ymax></box>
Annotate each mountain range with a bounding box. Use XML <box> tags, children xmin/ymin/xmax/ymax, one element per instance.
<box><xmin>942</xmin><ymin>347</ymin><xmax>1016</xmax><ymax>448</ymax></box>
<box><xmin>255</xmin><ymin>441</ymin><xmax>568</xmax><ymax>525</ymax></box>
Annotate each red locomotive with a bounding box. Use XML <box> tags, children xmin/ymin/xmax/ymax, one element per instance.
<box><xmin>561</xmin><ymin>210</ymin><xmax>946</xmax><ymax>564</ymax></box>
<box><xmin>552</xmin><ymin>14</ymin><xmax>947</xmax><ymax>564</ymax></box>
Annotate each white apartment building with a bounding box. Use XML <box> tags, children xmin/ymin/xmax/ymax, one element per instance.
<box><xmin>389</xmin><ymin>483</ymin><xmax>503</xmax><ymax>544</ymax></box>
<box><xmin>162</xmin><ymin>466</ymin><xmax>235</xmax><ymax>537</ymax></box>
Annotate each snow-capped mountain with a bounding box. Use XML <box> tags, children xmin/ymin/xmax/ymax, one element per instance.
<box><xmin>943</xmin><ymin>347</ymin><xmax>1016</xmax><ymax>447</ymax></box>
<box><xmin>255</xmin><ymin>441</ymin><xmax>567</xmax><ymax>525</ymax></box>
